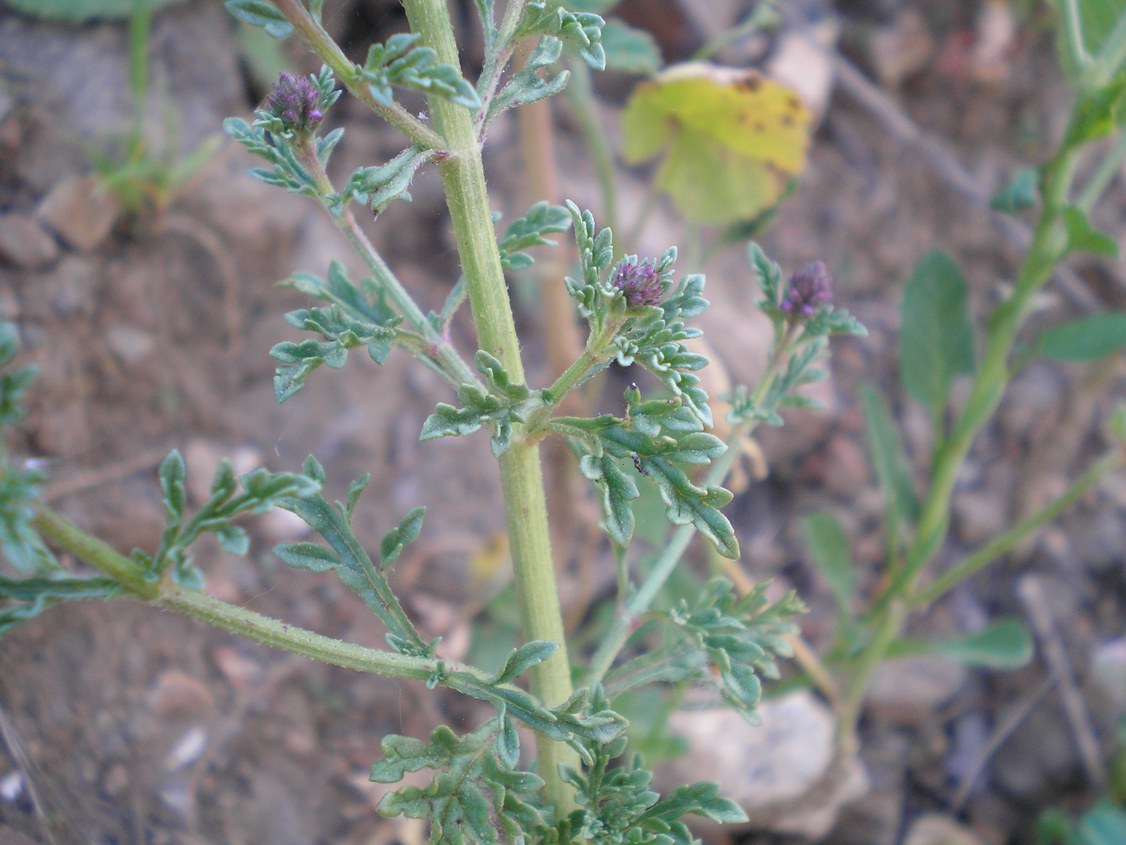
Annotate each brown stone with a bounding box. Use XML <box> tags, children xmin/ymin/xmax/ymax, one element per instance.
<box><xmin>37</xmin><ymin>174</ymin><xmax>121</xmax><ymax>252</ymax></box>
<box><xmin>0</xmin><ymin>212</ymin><xmax>59</xmax><ymax>269</ymax></box>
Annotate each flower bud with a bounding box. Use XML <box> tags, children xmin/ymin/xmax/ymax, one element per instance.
<box><xmin>265</xmin><ymin>72</ymin><xmax>325</xmax><ymax>136</ymax></box>
<box><xmin>781</xmin><ymin>260</ymin><xmax>833</xmax><ymax>318</ymax></box>
<box><xmin>612</xmin><ymin>257</ymin><xmax>662</xmax><ymax>308</ymax></box>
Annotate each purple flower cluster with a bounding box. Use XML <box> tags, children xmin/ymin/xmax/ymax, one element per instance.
<box><xmin>266</xmin><ymin>72</ymin><xmax>324</xmax><ymax>135</ymax></box>
<box><xmin>612</xmin><ymin>257</ymin><xmax>662</xmax><ymax>308</ymax></box>
<box><xmin>781</xmin><ymin>260</ymin><xmax>833</xmax><ymax>318</ymax></box>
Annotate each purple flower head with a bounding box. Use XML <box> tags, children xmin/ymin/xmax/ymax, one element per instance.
<box><xmin>266</xmin><ymin>72</ymin><xmax>324</xmax><ymax>136</ymax></box>
<box><xmin>781</xmin><ymin>260</ymin><xmax>833</xmax><ymax>318</ymax></box>
<box><xmin>612</xmin><ymin>257</ymin><xmax>662</xmax><ymax>308</ymax></box>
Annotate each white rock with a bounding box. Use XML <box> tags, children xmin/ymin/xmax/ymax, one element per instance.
<box><xmin>661</xmin><ymin>691</ymin><xmax>868</xmax><ymax>838</ymax></box>
<box><xmin>904</xmin><ymin>814</ymin><xmax>984</xmax><ymax>845</ymax></box>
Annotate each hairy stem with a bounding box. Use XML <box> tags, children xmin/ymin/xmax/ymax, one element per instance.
<box><xmin>33</xmin><ymin>505</ymin><xmax>438</xmax><ymax>679</ymax></box>
<box><xmin>402</xmin><ymin>0</ymin><xmax>578</xmax><ymax>811</ymax></box>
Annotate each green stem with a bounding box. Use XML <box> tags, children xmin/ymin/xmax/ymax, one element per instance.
<box><xmin>270</xmin><ymin>0</ymin><xmax>444</xmax><ymax>150</ymax></box>
<box><xmin>912</xmin><ymin>450</ymin><xmax>1124</xmax><ymax>607</ymax></box>
<box><xmin>402</xmin><ymin>0</ymin><xmax>578</xmax><ymax>811</ymax></box>
<box><xmin>35</xmin><ymin>506</ymin><xmax>434</xmax><ymax>678</ymax></box>
<box><xmin>841</xmin><ymin>138</ymin><xmax>1084</xmax><ymax>734</ymax></box>
<box><xmin>34</xmin><ymin>507</ymin><xmax>568</xmax><ymax>721</ymax></box>
<box><xmin>162</xmin><ymin>588</ymin><xmax>436</xmax><ymax>678</ymax></box>
<box><xmin>33</xmin><ymin>506</ymin><xmax>158</xmax><ymax>599</ymax></box>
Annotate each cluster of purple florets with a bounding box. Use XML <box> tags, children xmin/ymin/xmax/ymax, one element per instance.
<box><xmin>612</xmin><ymin>257</ymin><xmax>663</xmax><ymax>308</ymax></box>
<box><xmin>266</xmin><ymin>72</ymin><xmax>325</xmax><ymax>135</ymax></box>
<box><xmin>781</xmin><ymin>260</ymin><xmax>833</xmax><ymax>318</ymax></box>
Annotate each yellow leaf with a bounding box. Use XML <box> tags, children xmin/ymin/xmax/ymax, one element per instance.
<box><xmin>621</xmin><ymin>63</ymin><xmax>812</xmax><ymax>225</ymax></box>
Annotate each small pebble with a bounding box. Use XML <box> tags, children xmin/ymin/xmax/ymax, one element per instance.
<box><xmin>164</xmin><ymin>725</ymin><xmax>208</xmax><ymax>771</ymax></box>
<box><xmin>147</xmin><ymin>668</ymin><xmax>215</xmax><ymax>719</ymax></box>
<box><xmin>105</xmin><ymin>323</ymin><xmax>157</xmax><ymax>367</ymax></box>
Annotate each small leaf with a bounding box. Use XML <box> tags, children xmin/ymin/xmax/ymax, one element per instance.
<box><xmin>209</xmin><ymin>459</ymin><xmax>238</xmax><ymax>499</ymax></box>
<box><xmin>420</xmin><ymin>402</ymin><xmax>485</xmax><ymax>440</ymax></box>
<box><xmin>1037</xmin><ymin>312</ymin><xmax>1126</xmax><ymax>361</ymax></box>
<box><xmin>497</xmin><ymin>202</ymin><xmax>572</xmax><ymax>270</ymax></box>
<box><xmin>899</xmin><ymin>252</ymin><xmax>976</xmax><ymax>412</ymax></box>
<box><xmin>345</xmin><ymin>146</ymin><xmax>430</xmax><ymax>214</ymax></box>
<box><xmin>380</xmin><ymin>506</ymin><xmax>426</xmax><ymax>567</ymax></box>
<box><xmin>599</xmin><ymin>19</ymin><xmax>661</xmax><ymax>76</ymax></box>
<box><xmin>516</xmin><ymin>3</ymin><xmax>606</xmax><ymax>70</ymax></box>
<box><xmin>1063</xmin><ymin>206</ymin><xmax>1119</xmax><ymax>257</ymax></box>
<box><xmin>492</xmin><ymin>640</ymin><xmax>558</xmax><ymax>685</ymax></box>
<box><xmin>801</xmin><ymin>511</ymin><xmax>855</xmax><ymax>615</ymax></box>
<box><xmin>0</xmin><ymin>575</ymin><xmax>123</xmax><ymax>637</ymax></box>
<box><xmin>215</xmin><ymin>524</ymin><xmax>249</xmax><ymax>556</ymax></box>
<box><xmin>274</xmin><ymin>541</ymin><xmax>340</xmax><ymax>572</ymax></box>
<box><xmin>487</xmin><ymin>37</ymin><xmax>569</xmax><ymax>122</ymax></box>
<box><xmin>159</xmin><ymin>450</ymin><xmax>187</xmax><ymax>522</ymax></box>
<box><xmin>578</xmin><ymin>452</ymin><xmax>638</xmax><ymax>547</ymax></box>
<box><xmin>345</xmin><ymin>473</ymin><xmax>371</xmax><ymax>522</ymax></box>
<box><xmin>991</xmin><ymin>167</ymin><xmax>1038</xmax><ymax>213</ymax></box>
<box><xmin>361</xmin><ymin>32</ymin><xmax>480</xmax><ymax>109</ymax></box>
<box><xmin>224</xmin><ymin>0</ymin><xmax>293</xmax><ymax>38</ymax></box>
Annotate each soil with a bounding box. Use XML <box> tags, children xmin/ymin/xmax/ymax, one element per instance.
<box><xmin>1</xmin><ymin>1</ymin><xmax>1125</xmax><ymax>844</ymax></box>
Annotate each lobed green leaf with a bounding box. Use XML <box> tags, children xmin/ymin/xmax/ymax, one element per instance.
<box><xmin>360</xmin><ymin>32</ymin><xmax>480</xmax><ymax>109</ymax></box>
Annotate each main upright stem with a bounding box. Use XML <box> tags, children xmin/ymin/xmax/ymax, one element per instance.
<box><xmin>402</xmin><ymin>0</ymin><xmax>579</xmax><ymax>811</ymax></box>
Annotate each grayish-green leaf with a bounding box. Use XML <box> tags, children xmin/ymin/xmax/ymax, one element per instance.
<box><xmin>224</xmin><ymin>0</ymin><xmax>293</xmax><ymax>39</ymax></box>
<box><xmin>274</xmin><ymin>541</ymin><xmax>339</xmax><ymax>571</ymax></box>
<box><xmin>344</xmin><ymin>147</ymin><xmax>431</xmax><ymax>215</ymax></box>
<box><xmin>281</xmin><ymin>483</ymin><xmax>430</xmax><ymax>657</ymax></box>
<box><xmin>497</xmin><ymin>202</ymin><xmax>572</xmax><ymax>270</ymax></box>
<box><xmin>491</xmin><ymin>640</ymin><xmax>558</xmax><ymax>686</ymax></box>
<box><xmin>487</xmin><ymin>37</ymin><xmax>570</xmax><ymax>122</ymax></box>
<box><xmin>0</xmin><ymin>575</ymin><xmax>123</xmax><ymax>637</ymax></box>
<box><xmin>515</xmin><ymin>3</ymin><xmax>606</xmax><ymax>70</ymax></box>
<box><xmin>361</xmin><ymin>32</ymin><xmax>480</xmax><ymax>109</ymax></box>
<box><xmin>380</xmin><ymin>506</ymin><xmax>426</xmax><ymax>568</ymax></box>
